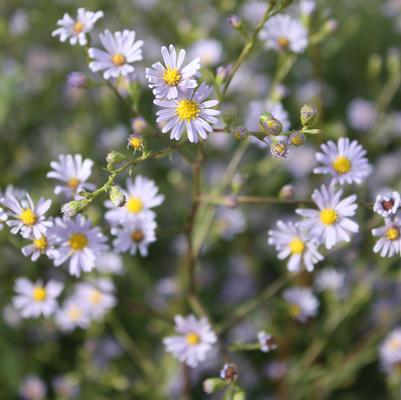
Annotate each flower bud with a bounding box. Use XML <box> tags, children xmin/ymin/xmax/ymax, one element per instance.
<box><xmin>220</xmin><ymin>364</ymin><xmax>239</xmax><ymax>382</ymax></box>
<box><xmin>232</xmin><ymin>126</ymin><xmax>248</xmax><ymax>140</ymax></box>
<box><xmin>270</xmin><ymin>136</ymin><xmax>289</xmax><ymax>159</ymax></box>
<box><xmin>228</xmin><ymin>15</ymin><xmax>242</xmax><ymax>29</ymax></box>
<box><xmin>279</xmin><ymin>184</ymin><xmax>295</xmax><ymax>200</ymax></box>
<box><xmin>202</xmin><ymin>378</ymin><xmax>226</xmax><ymax>394</ymax></box>
<box><xmin>67</xmin><ymin>72</ymin><xmax>87</xmax><ymax>89</ymax></box>
<box><xmin>109</xmin><ymin>186</ymin><xmax>127</xmax><ymax>207</ymax></box>
<box><xmin>128</xmin><ymin>134</ymin><xmax>143</xmax><ymax>151</ymax></box>
<box><xmin>222</xmin><ymin>110</ymin><xmax>237</xmax><ymax>126</ymax></box>
<box><xmin>216</xmin><ymin>64</ymin><xmax>232</xmax><ymax>84</ymax></box>
<box><xmin>61</xmin><ymin>199</ymin><xmax>89</xmax><ymax>217</ymax></box>
<box><xmin>289</xmin><ymin>132</ymin><xmax>305</xmax><ymax>147</ymax></box>
<box><xmin>300</xmin><ymin>104</ymin><xmax>317</xmax><ymax>126</ymax></box>
<box><xmin>233</xmin><ymin>390</ymin><xmax>246</xmax><ymax>400</ymax></box>
<box><xmin>106</xmin><ymin>151</ymin><xmax>126</xmax><ymax>169</ymax></box>
<box><xmin>259</xmin><ymin>113</ymin><xmax>283</xmax><ymax>136</ymax></box>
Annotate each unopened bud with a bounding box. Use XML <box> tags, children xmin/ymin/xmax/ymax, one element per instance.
<box><xmin>228</xmin><ymin>15</ymin><xmax>242</xmax><ymax>29</ymax></box>
<box><xmin>203</xmin><ymin>378</ymin><xmax>226</xmax><ymax>394</ymax></box>
<box><xmin>233</xmin><ymin>390</ymin><xmax>246</xmax><ymax>400</ymax></box>
<box><xmin>61</xmin><ymin>199</ymin><xmax>89</xmax><ymax>217</ymax></box>
<box><xmin>220</xmin><ymin>364</ymin><xmax>239</xmax><ymax>382</ymax></box>
<box><xmin>259</xmin><ymin>113</ymin><xmax>283</xmax><ymax>136</ymax></box>
<box><xmin>216</xmin><ymin>64</ymin><xmax>232</xmax><ymax>84</ymax></box>
<box><xmin>300</xmin><ymin>104</ymin><xmax>317</xmax><ymax>126</ymax></box>
<box><xmin>232</xmin><ymin>126</ymin><xmax>248</xmax><ymax>140</ymax></box>
<box><xmin>222</xmin><ymin>110</ymin><xmax>237</xmax><ymax>126</ymax></box>
<box><xmin>106</xmin><ymin>151</ymin><xmax>126</xmax><ymax>169</ymax></box>
<box><xmin>279</xmin><ymin>184</ymin><xmax>295</xmax><ymax>200</ymax></box>
<box><xmin>270</xmin><ymin>136</ymin><xmax>289</xmax><ymax>159</ymax></box>
<box><xmin>289</xmin><ymin>132</ymin><xmax>305</xmax><ymax>147</ymax></box>
<box><xmin>109</xmin><ymin>186</ymin><xmax>127</xmax><ymax>207</ymax></box>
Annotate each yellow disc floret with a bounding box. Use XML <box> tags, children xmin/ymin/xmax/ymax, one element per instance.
<box><xmin>67</xmin><ymin>306</ymin><xmax>82</xmax><ymax>321</ymax></box>
<box><xmin>186</xmin><ymin>332</ymin><xmax>200</xmax><ymax>346</ymax></box>
<box><xmin>277</xmin><ymin>37</ymin><xmax>290</xmax><ymax>48</ymax></box>
<box><xmin>129</xmin><ymin>136</ymin><xmax>143</xmax><ymax>150</ymax></box>
<box><xmin>111</xmin><ymin>53</ymin><xmax>126</xmax><ymax>66</ymax></box>
<box><xmin>33</xmin><ymin>287</ymin><xmax>47</xmax><ymax>302</ymax></box>
<box><xmin>69</xmin><ymin>233</ymin><xmax>88</xmax><ymax>251</ymax></box>
<box><xmin>176</xmin><ymin>100</ymin><xmax>200</xmax><ymax>121</ymax></box>
<box><xmin>320</xmin><ymin>208</ymin><xmax>338</xmax><ymax>225</ymax></box>
<box><xmin>127</xmin><ymin>197</ymin><xmax>143</xmax><ymax>214</ymax></box>
<box><xmin>89</xmin><ymin>290</ymin><xmax>103</xmax><ymax>305</ymax></box>
<box><xmin>20</xmin><ymin>209</ymin><xmax>37</xmax><ymax>226</ymax></box>
<box><xmin>289</xmin><ymin>237</ymin><xmax>305</xmax><ymax>254</ymax></box>
<box><xmin>386</xmin><ymin>226</ymin><xmax>400</xmax><ymax>241</ymax></box>
<box><xmin>73</xmin><ymin>21</ymin><xmax>84</xmax><ymax>34</ymax></box>
<box><xmin>289</xmin><ymin>303</ymin><xmax>301</xmax><ymax>317</ymax></box>
<box><xmin>34</xmin><ymin>236</ymin><xmax>48</xmax><ymax>251</ymax></box>
<box><xmin>68</xmin><ymin>177</ymin><xmax>80</xmax><ymax>190</ymax></box>
<box><xmin>131</xmin><ymin>229</ymin><xmax>144</xmax><ymax>243</ymax></box>
<box><xmin>332</xmin><ymin>156</ymin><xmax>352</xmax><ymax>175</ymax></box>
<box><xmin>163</xmin><ymin>68</ymin><xmax>181</xmax><ymax>86</ymax></box>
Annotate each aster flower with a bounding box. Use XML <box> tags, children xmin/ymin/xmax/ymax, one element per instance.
<box><xmin>380</xmin><ymin>328</ymin><xmax>401</xmax><ymax>372</ymax></box>
<box><xmin>347</xmin><ymin>98</ymin><xmax>377</xmax><ymax>131</ymax></box>
<box><xmin>88</xmin><ymin>30</ymin><xmax>143</xmax><ymax>80</ymax></box>
<box><xmin>257</xmin><ymin>331</ymin><xmax>278</xmax><ymax>353</ymax></box>
<box><xmin>105</xmin><ymin>175</ymin><xmax>164</xmax><ymax>226</ymax></box>
<box><xmin>313</xmin><ymin>138</ymin><xmax>371</xmax><ymax>185</ymax></box>
<box><xmin>372</xmin><ymin>218</ymin><xmax>401</xmax><ymax>257</ymax></box>
<box><xmin>146</xmin><ymin>45</ymin><xmax>201</xmax><ymax>99</ymax></box>
<box><xmin>315</xmin><ymin>268</ymin><xmax>346</xmax><ymax>294</ymax></box>
<box><xmin>51</xmin><ymin>215</ymin><xmax>108</xmax><ymax>277</ymax></box>
<box><xmin>296</xmin><ymin>184</ymin><xmax>359</xmax><ymax>250</ymax></box>
<box><xmin>112</xmin><ymin>212</ymin><xmax>157</xmax><ymax>256</ymax></box>
<box><xmin>19</xmin><ymin>375</ymin><xmax>47</xmax><ymax>400</ymax></box>
<box><xmin>260</xmin><ymin>15</ymin><xmax>308</xmax><ymax>54</ymax></box>
<box><xmin>47</xmin><ymin>154</ymin><xmax>95</xmax><ymax>199</ymax></box>
<box><xmin>52</xmin><ymin>8</ymin><xmax>103</xmax><ymax>46</ymax></box>
<box><xmin>21</xmin><ymin>232</ymin><xmax>56</xmax><ymax>262</ymax></box>
<box><xmin>13</xmin><ymin>278</ymin><xmax>63</xmax><ymax>318</ymax></box>
<box><xmin>283</xmin><ymin>287</ymin><xmax>319</xmax><ymax>323</ymax></box>
<box><xmin>55</xmin><ymin>298</ymin><xmax>91</xmax><ymax>331</ymax></box>
<box><xmin>373</xmin><ymin>191</ymin><xmax>400</xmax><ymax>219</ymax></box>
<box><xmin>163</xmin><ymin>314</ymin><xmax>217</xmax><ymax>368</ymax></box>
<box><xmin>3</xmin><ymin>193</ymin><xmax>52</xmax><ymax>239</ymax></box>
<box><xmin>268</xmin><ymin>220</ymin><xmax>323</xmax><ymax>272</ymax></box>
<box><xmin>154</xmin><ymin>82</ymin><xmax>220</xmax><ymax>143</ymax></box>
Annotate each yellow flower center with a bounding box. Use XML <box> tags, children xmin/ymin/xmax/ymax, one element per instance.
<box><xmin>131</xmin><ymin>229</ymin><xmax>144</xmax><ymax>243</ymax></box>
<box><xmin>33</xmin><ymin>287</ymin><xmax>47</xmax><ymax>302</ymax></box>
<box><xmin>320</xmin><ymin>208</ymin><xmax>338</xmax><ymax>225</ymax></box>
<box><xmin>176</xmin><ymin>100</ymin><xmax>200</xmax><ymax>121</ymax></box>
<box><xmin>111</xmin><ymin>53</ymin><xmax>126</xmax><ymax>66</ymax></box>
<box><xmin>126</xmin><ymin>197</ymin><xmax>143</xmax><ymax>214</ymax></box>
<box><xmin>20</xmin><ymin>209</ymin><xmax>37</xmax><ymax>226</ymax></box>
<box><xmin>67</xmin><ymin>306</ymin><xmax>82</xmax><ymax>321</ymax></box>
<box><xmin>290</xmin><ymin>134</ymin><xmax>304</xmax><ymax>146</ymax></box>
<box><xmin>332</xmin><ymin>156</ymin><xmax>352</xmax><ymax>175</ymax></box>
<box><xmin>89</xmin><ymin>290</ymin><xmax>103</xmax><ymax>305</ymax></box>
<box><xmin>277</xmin><ymin>37</ymin><xmax>290</xmax><ymax>48</ymax></box>
<box><xmin>289</xmin><ymin>237</ymin><xmax>305</xmax><ymax>254</ymax></box>
<box><xmin>390</xmin><ymin>337</ymin><xmax>401</xmax><ymax>351</ymax></box>
<box><xmin>73</xmin><ymin>21</ymin><xmax>84</xmax><ymax>34</ymax></box>
<box><xmin>289</xmin><ymin>303</ymin><xmax>301</xmax><ymax>317</ymax></box>
<box><xmin>69</xmin><ymin>233</ymin><xmax>88</xmax><ymax>251</ymax></box>
<box><xmin>163</xmin><ymin>68</ymin><xmax>181</xmax><ymax>86</ymax></box>
<box><xmin>33</xmin><ymin>236</ymin><xmax>48</xmax><ymax>251</ymax></box>
<box><xmin>186</xmin><ymin>332</ymin><xmax>200</xmax><ymax>346</ymax></box>
<box><xmin>129</xmin><ymin>137</ymin><xmax>143</xmax><ymax>150</ymax></box>
<box><xmin>386</xmin><ymin>227</ymin><xmax>400</xmax><ymax>241</ymax></box>
<box><xmin>68</xmin><ymin>177</ymin><xmax>80</xmax><ymax>190</ymax></box>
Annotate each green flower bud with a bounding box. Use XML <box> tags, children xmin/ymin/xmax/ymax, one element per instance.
<box><xmin>109</xmin><ymin>186</ymin><xmax>127</xmax><ymax>207</ymax></box>
<box><xmin>232</xmin><ymin>126</ymin><xmax>248</xmax><ymax>140</ymax></box>
<box><xmin>228</xmin><ymin>15</ymin><xmax>242</xmax><ymax>29</ymax></box>
<box><xmin>203</xmin><ymin>378</ymin><xmax>226</xmax><ymax>394</ymax></box>
<box><xmin>259</xmin><ymin>112</ymin><xmax>283</xmax><ymax>135</ymax></box>
<box><xmin>106</xmin><ymin>151</ymin><xmax>126</xmax><ymax>169</ymax></box>
<box><xmin>300</xmin><ymin>104</ymin><xmax>317</xmax><ymax>126</ymax></box>
<box><xmin>233</xmin><ymin>389</ymin><xmax>247</xmax><ymax>400</ymax></box>
<box><xmin>61</xmin><ymin>199</ymin><xmax>90</xmax><ymax>217</ymax></box>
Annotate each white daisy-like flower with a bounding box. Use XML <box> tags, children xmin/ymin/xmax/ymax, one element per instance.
<box><xmin>51</xmin><ymin>215</ymin><xmax>108</xmax><ymax>277</ymax></box>
<box><xmin>112</xmin><ymin>212</ymin><xmax>157</xmax><ymax>256</ymax></box>
<box><xmin>260</xmin><ymin>15</ymin><xmax>308</xmax><ymax>54</ymax></box>
<box><xmin>282</xmin><ymin>287</ymin><xmax>319</xmax><ymax>323</ymax></box>
<box><xmin>88</xmin><ymin>30</ymin><xmax>143</xmax><ymax>80</ymax></box>
<box><xmin>373</xmin><ymin>191</ymin><xmax>401</xmax><ymax>219</ymax></box>
<box><xmin>105</xmin><ymin>175</ymin><xmax>164</xmax><ymax>226</ymax></box>
<box><xmin>19</xmin><ymin>375</ymin><xmax>47</xmax><ymax>400</ymax></box>
<box><xmin>163</xmin><ymin>314</ymin><xmax>217</xmax><ymax>368</ymax></box>
<box><xmin>74</xmin><ymin>279</ymin><xmax>116</xmax><ymax>320</ymax></box>
<box><xmin>300</xmin><ymin>0</ymin><xmax>316</xmax><ymax>15</ymax></box>
<box><xmin>372</xmin><ymin>218</ymin><xmax>401</xmax><ymax>257</ymax></box>
<box><xmin>268</xmin><ymin>220</ymin><xmax>324</xmax><ymax>272</ymax></box>
<box><xmin>154</xmin><ymin>82</ymin><xmax>220</xmax><ymax>143</ymax></box>
<box><xmin>296</xmin><ymin>184</ymin><xmax>359</xmax><ymax>250</ymax></box>
<box><xmin>347</xmin><ymin>98</ymin><xmax>377</xmax><ymax>131</ymax></box>
<box><xmin>380</xmin><ymin>328</ymin><xmax>401</xmax><ymax>372</ymax></box>
<box><xmin>47</xmin><ymin>154</ymin><xmax>95</xmax><ymax>199</ymax></box>
<box><xmin>55</xmin><ymin>298</ymin><xmax>91</xmax><ymax>331</ymax></box>
<box><xmin>0</xmin><ymin>207</ymin><xmax>7</xmax><ymax>230</ymax></box>
<box><xmin>257</xmin><ymin>331</ymin><xmax>278</xmax><ymax>353</ymax></box>
<box><xmin>52</xmin><ymin>8</ymin><xmax>103</xmax><ymax>46</ymax></box>
<box><xmin>13</xmin><ymin>278</ymin><xmax>63</xmax><ymax>318</ymax></box>
<box><xmin>313</xmin><ymin>138</ymin><xmax>371</xmax><ymax>185</ymax></box>
<box><xmin>315</xmin><ymin>268</ymin><xmax>346</xmax><ymax>294</ymax></box>
<box><xmin>21</xmin><ymin>232</ymin><xmax>56</xmax><ymax>262</ymax></box>
<box><xmin>3</xmin><ymin>193</ymin><xmax>52</xmax><ymax>239</ymax></box>
<box><xmin>146</xmin><ymin>45</ymin><xmax>200</xmax><ymax>99</ymax></box>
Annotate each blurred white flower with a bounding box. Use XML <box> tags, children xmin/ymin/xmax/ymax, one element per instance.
<box><xmin>380</xmin><ymin>327</ymin><xmax>401</xmax><ymax>372</ymax></box>
<box><xmin>19</xmin><ymin>375</ymin><xmax>47</xmax><ymax>400</ymax></box>
<box><xmin>56</xmin><ymin>298</ymin><xmax>91</xmax><ymax>331</ymax></box>
<box><xmin>52</xmin><ymin>375</ymin><xmax>80</xmax><ymax>399</ymax></box>
<box><xmin>347</xmin><ymin>98</ymin><xmax>377</xmax><ymax>131</ymax></box>
<box><xmin>13</xmin><ymin>278</ymin><xmax>63</xmax><ymax>318</ymax></box>
<box><xmin>215</xmin><ymin>207</ymin><xmax>246</xmax><ymax>240</ymax></box>
<box><xmin>52</xmin><ymin>8</ymin><xmax>103</xmax><ymax>46</ymax></box>
<box><xmin>163</xmin><ymin>314</ymin><xmax>217</xmax><ymax>367</ymax></box>
<box><xmin>283</xmin><ymin>287</ymin><xmax>319</xmax><ymax>323</ymax></box>
<box><xmin>189</xmin><ymin>39</ymin><xmax>223</xmax><ymax>66</ymax></box>
<box><xmin>268</xmin><ymin>220</ymin><xmax>323</xmax><ymax>272</ymax></box>
<box><xmin>47</xmin><ymin>154</ymin><xmax>95</xmax><ymax>199</ymax></box>
<box><xmin>296</xmin><ymin>184</ymin><xmax>359</xmax><ymax>250</ymax></box>
<box><xmin>314</xmin><ymin>138</ymin><xmax>371</xmax><ymax>186</ymax></box>
<box><xmin>96</xmin><ymin>252</ymin><xmax>124</xmax><ymax>275</ymax></box>
<box><xmin>257</xmin><ymin>331</ymin><xmax>278</xmax><ymax>353</ymax></box>
<box><xmin>154</xmin><ymin>82</ymin><xmax>220</xmax><ymax>143</ymax></box>
<box><xmin>260</xmin><ymin>15</ymin><xmax>308</xmax><ymax>53</ymax></box>
<box><xmin>300</xmin><ymin>0</ymin><xmax>316</xmax><ymax>16</ymax></box>
<box><xmin>51</xmin><ymin>215</ymin><xmax>108</xmax><ymax>277</ymax></box>
<box><xmin>146</xmin><ymin>45</ymin><xmax>200</xmax><ymax>99</ymax></box>
<box><xmin>315</xmin><ymin>268</ymin><xmax>346</xmax><ymax>294</ymax></box>
<box><xmin>89</xmin><ymin>30</ymin><xmax>143</xmax><ymax>79</ymax></box>
<box><xmin>3</xmin><ymin>193</ymin><xmax>52</xmax><ymax>239</ymax></box>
